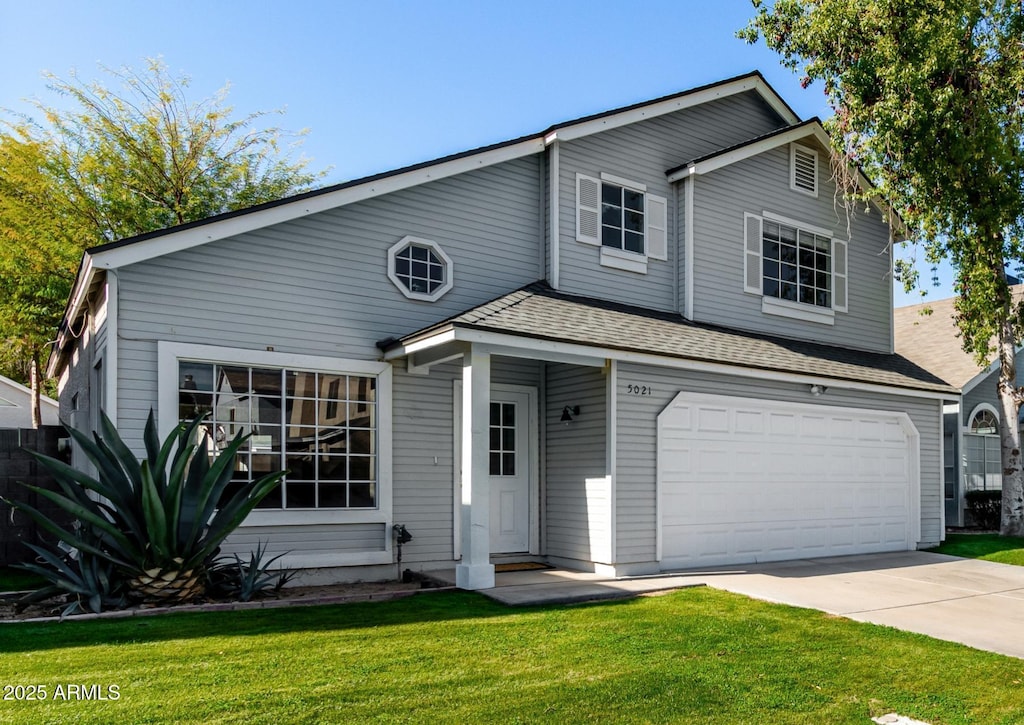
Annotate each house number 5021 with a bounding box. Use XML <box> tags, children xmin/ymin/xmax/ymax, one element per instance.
<box><xmin>626</xmin><ymin>384</ymin><xmax>653</xmax><ymax>396</ymax></box>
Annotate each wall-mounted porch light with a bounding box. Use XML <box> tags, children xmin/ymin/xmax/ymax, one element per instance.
<box><xmin>560</xmin><ymin>405</ymin><xmax>580</xmax><ymax>423</ymax></box>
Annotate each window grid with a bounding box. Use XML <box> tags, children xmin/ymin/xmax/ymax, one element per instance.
<box><xmin>394</xmin><ymin>243</ymin><xmax>445</xmax><ymax>295</ymax></box>
<box><xmin>600</xmin><ymin>182</ymin><xmax>645</xmax><ymax>254</ymax></box>
<box><xmin>762</xmin><ymin>221</ymin><xmax>832</xmax><ymax>308</ymax></box>
<box><xmin>489</xmin><ymin>402</ymin><xmax>516</xmax><ymax>476</ymax></box>
<box><xmin>177</xmin><ymin>362</ymin><xmax>377</xmax><ymax>509</ymax></box>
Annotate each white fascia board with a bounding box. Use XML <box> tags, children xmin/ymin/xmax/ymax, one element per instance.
<box><xmin>960</xmin><ymin>349</ymin><xmax>1023</xmax><ymax>395</ymax></box>
<box><xmin>389</xmin><ymin>325</ymin><xmax>952</xmax><ymax>400</ymax></box>
<box><xmin>46</xmin><ymin>256</ymin><xmax>96</xmax><ymax>378</ymax></box>
<box><xmin>668</xmin><ymin>124</ymin><xmax>831</xmax><ymax>182</ymax></box>
<box><xmin>545</xmin><ymin>76</ymin><xmax>798</xmax><ymax>145</ymax></box>
<box><xmin>90</xmin><ymin>138</ymin><xmax>546</xmax><ymax>271</ymax></box>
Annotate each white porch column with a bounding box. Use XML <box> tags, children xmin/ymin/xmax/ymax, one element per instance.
<box><xmin>456</xmin><ymin>346</ymin><xmax>495</xmax><ymax>590</ymax></box>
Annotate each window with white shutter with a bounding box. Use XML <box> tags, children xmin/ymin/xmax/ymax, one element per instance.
<box><xmin>745</xmin><ymin>211</ymin><xmax>847</xmax><ymax>322</ymax></box>
<box><xmin>576</xmin><ymin>171</ymin><xmax>668</xmax><ymax>273</ymax></box>
<box><xmin>576</xmin><ymin>174</ymin><xmax>600</xmax><ymax>245</ymax></box>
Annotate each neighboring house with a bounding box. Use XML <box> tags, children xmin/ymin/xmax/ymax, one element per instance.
<box><xmin>48</xmin><ymin>72</ymin><xmax>953</xmax><ymax>589</ymax></box>
<box><xmin>894</xmin><ymin>290</ymin><xmax>1024</xmax><ymax>527</ymax></box>
<box><xmin>0</xmin><ymin>375</ymin><xmax>59</xmax><ymax>429</ymax></box>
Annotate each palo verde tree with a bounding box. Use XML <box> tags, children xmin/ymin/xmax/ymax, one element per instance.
<box><xmin>741</xmin><ymin>0</ymin><xmax>1024</xmax><ymax>534</ymax></box>
<box><xmin>0</xmin><ymin>58</ymin><xmax>324</xmax><ymax>425</ymax></box>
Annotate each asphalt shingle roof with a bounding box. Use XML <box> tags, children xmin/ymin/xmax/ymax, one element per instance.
<box><xmin>392</xmin><ymin>283</ymin><xmax>956</xmax><ymax>395</ymax></box>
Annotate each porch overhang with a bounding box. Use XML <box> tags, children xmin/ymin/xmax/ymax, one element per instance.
<box><xmin>378</xmin><ymin>283</ymin><xmax>957</xmax><ymax>400</ymax></box>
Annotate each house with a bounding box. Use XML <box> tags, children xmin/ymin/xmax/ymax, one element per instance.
<box><xmin>894</xmin><ymin>291</ymin><xmax>1024</xmax><ymax>527</ymax></box>
<box><xmin>47</xmin><ymin>72</ymin><xmax>954</xmax><ymax>589</ymax></box>
<box><xmin>0</xmin><ymin>375</ymin><xmax>59</xmax><ymax>429</ymax></box>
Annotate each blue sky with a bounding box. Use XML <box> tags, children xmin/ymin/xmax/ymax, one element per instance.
<box><xmin>0</xmin><ymin>0</ymin><xmax>954</xmax><ymax>305</ymax></box>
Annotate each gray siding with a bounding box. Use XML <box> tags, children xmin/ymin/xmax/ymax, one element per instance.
<box><xmin>557</xmin><ymin>91</ymin><xmax>786</xmax><ymax>311</ymax></box>
<box><xmin>223</xmin><ymin>523</ymin><xmax>385</xmax><ymax>559</ymax></box>
<box><xmin>115</xmin><ymin>157</ymin><xmax>542</xmax><ymax>453</ymax></box>
<box><xmin>691</xmin><ymin>142</ymin><xmax>893</xmax><ymax>352</ymax></box>
<box><xmin>615</xmin><ymin>361</ymin><xmax>943</xmax><ymax>565</ymax></box>
<box><xmin>544</xmin><ymin>364</ymin><xmax>608</xmax><ymax>563</ymax></box>
<box><xmin>962</xmin><ymin>369</ymin><xmax>999</xmax><ymax>427</ymax></box>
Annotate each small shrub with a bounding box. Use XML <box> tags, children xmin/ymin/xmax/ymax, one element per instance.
<box><xmin>208</xmin><ymin>541</ymin><xmax>295</xmax><ymax>602</ymax></box>
<box><xmin>965</xmin><ymin>490</ymin><xmax>1002</xmax><ymax>530</ymax></box>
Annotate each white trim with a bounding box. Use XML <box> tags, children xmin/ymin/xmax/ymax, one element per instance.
<box><xmin>599</xmin><ymin>246</ymin><xmax>648</xmax><ymax>274</ymax></box>
<box><xmin>452</xmin><ymin>379</ymin><xmax>463</xmax><ymax>560</ymax></box>
<box><xmin>386</xmin><ymin>327</ymin><xmax>953</xmax><ymax>401</ymax></box>
<box><xmin>669</xmin><ymin>124</ymin><xmax>829</xmax><ymax>182</ymax></box>
<box><xmin>273</xmin><ymin>551</ymin><xmax>394</xmax><ymax>569</ymax></box>
<box><xmin>684</xmin><ymin>177</ymin><xmax>694</xmax><ymax>320</ymax></box>
<box><xmin>386</xmin><ymin>236</ymin><xmax>454</xmax><ymax>302</ymax></box>
<box><xmin>761</xmin><ymin>296</ymin><xmax>836</xmax><ymax>325</ymax></box>
<box><xmin>789</xmin><ymin>142</ymin><xmax>819</xmax><ymax>197</ymax></box>
<box><xmin>550</xmin><ymin>142</ymin><xmax>561</xmax><ymax>288</ymax></box>
<box><xmin>0</xmin><ymin>376</ymin><xmax>58</xmax><ymax>409</ymax></box>
<box><xmin>90</xmin><ymin>139</ymin><xmax>546</xmax><ymax>272</ymax></box>
<box><xmin>47</xmin><ymin>257</ymin><xmax>95</xmax><ymax>378</ymax></box>
<box><xmin>104</xmin><ymin>271</ymin><xmax>118</xmax><ymax>427</ymax></box>
<box><xmin>240</xmin><ymin>509</ymin><xmax>388</xmax><ymax>528</ymax></box>
<box><xmin>599</xmin><ymin>171</ymin><xmax>646</xmax><ymax>192</ymax></box>
<box><xmin>962</xmin><ymin>359</ymin><xmax>1002</xmax><ymax>395</ymax></box>
<box><xmin>156</xmin><ymin>341</ymin><xmax>392</xmax><ymax>530</ymax></box>
<box><xmin>655</xmin><ymin>391</ymin><xmax>922</xmax><ymax>559</ymax></box>
<box><xmin>492</xmin><ymin>383</ymin><xmax>541</xmax><ymax>555</ymax></box>
<box><xmin>938</xmin><ymin>400</ymin><xmax>946</xmax><ymax>537</ymax></box>
<box><xmin>606</xmin><ymin>359</ymin><xmax>618</xmax><ymax>564</ymax></box>
<box><xmin>545</xmin><ymin>75</ymin><xmax>799</xmax><ymax>144</ymax></box>
<box><xmin>965</xmin><ymin>402</ymin><xmax>1001</xmax><ymax>432</ymax></box>
<box><xmin>762</xmin><ymin>210</ymin><xmax>836</xmax><ymax>240</ymax></box>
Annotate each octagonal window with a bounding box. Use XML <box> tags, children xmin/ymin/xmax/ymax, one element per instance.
<box><xmin>387</xmin><ymin>236</ymin><xmax>453</xmax><ymax>301</ymax></box>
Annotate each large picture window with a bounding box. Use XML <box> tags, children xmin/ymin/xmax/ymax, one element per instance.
<box><xmin>177</xmin><ymin>362</ymin><xmax>377</xmax><ymax>509</ymax></box>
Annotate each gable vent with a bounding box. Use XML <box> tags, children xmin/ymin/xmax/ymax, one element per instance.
<box><xmin>791</xmin><ymin>144</ymin><xmax>817</xmax><ymax>196</ymax></box>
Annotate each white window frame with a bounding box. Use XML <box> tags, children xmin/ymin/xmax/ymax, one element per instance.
<box><xmin>387</xmin><ymin>236</ymin><xmax>454</xmax><ymax>302</ymax></box>
<box><xmin>744</xmin><ymin>211</ymin><xmax>847</xmax><ymax>325</ymax></box>
<box><xmin>790</xmin><ymin>142</ymin><xmax>819</xmax><ymax>197</ymax></box>
<box><xmin>576</xmin><ymin>172</ymin><xmax>667</xmax><ymax>274</ymax></box>
<box><xmin>964</xmin><ymin>403</ymin><xmax>1001</xmax><ymax>492</ymax></box>
<box><xmin>157</xmin><ymin>341</ymin><xmax>392</xmax><ymax>529</ymax></box>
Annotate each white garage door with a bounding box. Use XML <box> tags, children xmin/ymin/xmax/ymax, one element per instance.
<box><xmin>658</xmin><ymin>392</ymin><xmax>918</xmax><ymax>569</ymax></box>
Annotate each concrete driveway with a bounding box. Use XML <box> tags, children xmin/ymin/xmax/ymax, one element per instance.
<box><xmin>685</xmin><ymin>551</ymin><xmax>1024</xmax><ymax>659</ymax></box>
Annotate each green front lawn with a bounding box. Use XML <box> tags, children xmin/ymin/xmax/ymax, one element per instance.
<box><xmin>2</xmin><ymin>589</ymin><xmax>1023</xmax><ymax>724</ymax></box>
<box><xmin>929</xmin><ymin>533</ymin><xmax>1024</xmax><ymax>566</ymax></box>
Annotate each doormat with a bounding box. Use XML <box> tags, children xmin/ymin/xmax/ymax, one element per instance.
<box><xmin>494</xmin><ymin>562</ymin><xmax>553</xmax><ymax>573</ymax></box>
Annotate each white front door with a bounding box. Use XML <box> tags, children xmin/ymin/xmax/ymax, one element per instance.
<box><xmin>489</xmin><ymin>390</ymin><xmax>531</xmax><ymax>553</ymax></box>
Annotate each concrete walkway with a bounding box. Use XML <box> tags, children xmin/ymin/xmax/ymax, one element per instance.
<box><xmin>430</xmin><ymin>551</ymin><xmax>1024</xmax><ymax>659</ymax></box>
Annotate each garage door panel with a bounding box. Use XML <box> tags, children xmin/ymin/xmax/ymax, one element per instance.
<box><xmin>659</xmin><ymin>393</ymin><xmax>914</xmax><ymax>568</ymax></box>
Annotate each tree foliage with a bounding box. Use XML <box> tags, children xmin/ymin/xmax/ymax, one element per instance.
<box><xmin>741</xmin><ymin>0</ymin><xmax>1024</xmax><ymax>533</ymax></box>
<box><xmin>0</xmin><ymin>59</ymin><xmax>324</xmax><ymax>420</ymax></box>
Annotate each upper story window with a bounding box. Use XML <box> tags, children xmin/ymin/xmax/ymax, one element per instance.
<box><xmin>178</xmin><ymin>361</ymin><xmax>378</xmax><ymax>510</ymax></box>
<box><xmin>387</xmin><ymin>236</ymin><xmax>453</xmax><ymax>302</ymax></box>
<box><xmin>576</xmin><ymin>172</ymin><xmax>667</xmax><ymax>274</ymax></box>
<box><xmin>790</xmin><ymin>143</ymin><xmax>818</xmax><ymax>196</ymax></box>
<box><xmin>602</xmin><ymin>183</ymin><xmax>645</xmax><ymax>254</ymax></box>
<box><xmin>762</xmin><ymin>220</ymin><xmax>832</xmax><ymax>308</ymax></box>
<box><xmin>744</xmin><ymin>211</ymin><xmax>847</xmax><ymax>325</ymax></box>
<box><xmin>970</xmin><ymin>408</ymin><xmax>998</xmax><ymax>435</ymax></box>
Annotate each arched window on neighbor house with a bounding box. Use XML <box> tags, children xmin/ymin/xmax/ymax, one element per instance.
<box><xmin>965</xmin><ymin>404</ymin><xmax>1001</xmax><ymax>492</ymax></box>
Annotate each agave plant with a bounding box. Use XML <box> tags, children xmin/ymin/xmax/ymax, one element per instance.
<box><xmin>6</xmin><ymin>410</ymin><xmax>284</xmax><ymax>605</ymax></box>
<box><xmin>208</xmin><ymin>541</ymin><xmax>296</xmax><ymax>602</ymax></box>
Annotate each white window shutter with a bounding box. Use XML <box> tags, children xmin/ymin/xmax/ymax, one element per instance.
<box><xmin>743</xmin><ymin>213</ymin><xmax>762</xmax><ymax>294</ymax></box>
<box><xmin>833</xmin><ymin>238</ymin><xmax>848</xmax><ymax>312</ymax></box>
<box><xmin>576</xmin><ymin>173</ymin><xmax>600</xmax><ymax>245</ymax></box>
<box><xmin>646</xmin><ymin>193</ymin><xmax>668</xmax><ymax>260</ymax></box>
